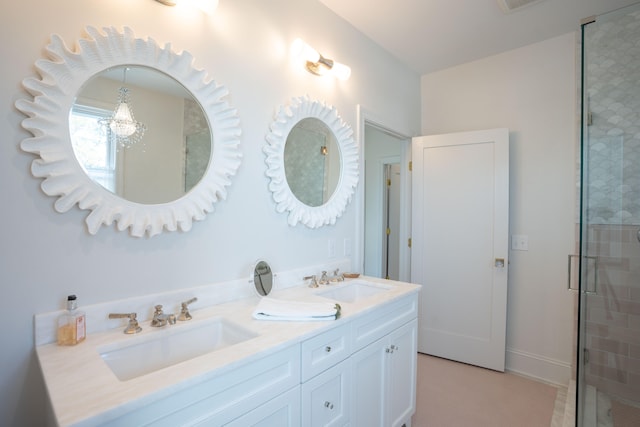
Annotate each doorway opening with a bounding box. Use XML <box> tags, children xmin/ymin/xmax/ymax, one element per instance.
<box><xmin>383</xmin><ymin>163</ymin><xmax>401</xmax><ymax>279</ymax></box>
<box><xmin>361</xmin><ymin>121</ymin><xmax>411</xmax><ymax>281</ymax></box>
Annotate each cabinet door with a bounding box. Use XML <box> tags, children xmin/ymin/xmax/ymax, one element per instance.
<box><xmin>386</xmin><ymin>319</ymin><xmax>418</xmax><ymax>427</ymax></box>
<box><xmin>301</xmin><ymin>359</ymin><xmax>350</xmax><ymax>427</ymax></box>
<box><xmin>350</xmin><ymin>337</ymin><xmax>386</xmax><ymax>427</ymax></box>
<box><xmin>223</xmin><ymin>387</ymin><xmax>300</xmax><ymax>427</ymax></box>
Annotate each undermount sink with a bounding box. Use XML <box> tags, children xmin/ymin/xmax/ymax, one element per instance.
<box><xmin>315</xmin><ymin>281</ymin><xmax>392</xmax><ymax>303</ymax></box>
<box><xmin>99</xmin><ymin>317</ymin><xmax>258</xmax><ymax>381</ymax></box>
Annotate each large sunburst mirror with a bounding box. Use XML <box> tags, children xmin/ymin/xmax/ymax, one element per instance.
<box><xmin>16</xmin><ymin>26</ymin><xmax>242</xmax><ymax>237</ymax></box>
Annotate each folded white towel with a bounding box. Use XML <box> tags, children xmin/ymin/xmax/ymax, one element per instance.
<box><xmin>252</xmin><ymin>297</ymin><xmax>340</xmax><ymax>321</ymax></box>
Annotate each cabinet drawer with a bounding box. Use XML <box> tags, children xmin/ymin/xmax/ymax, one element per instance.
<box><xmin>301</xmin><ymin>323</ymin><xmax>351</xmax><ymax>382</ymax></box>
<box><xmin>351</xmin><ymin>294</ymin><xmax>417</xmax><ymax>352</ymax></box>
<box><xmin>111</xmin><ymin>344</ymin><xmax>300</xmax><ymax>427</ymax></box>
<box><xmin>301</xmin><ymin>358</ymin><xmax>351</xmax><ymax>427</ymax></box>
<box><xmin>223</xmin><ymin>386</ymin><xmax>301</xmax><ymax>427</ymax></box>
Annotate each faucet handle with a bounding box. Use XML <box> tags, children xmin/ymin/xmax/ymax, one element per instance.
<box><xmin>304</xmin><ymin>275</ymin><xmax>318</xmax><ymax>288</ymax></box>
<box><xmin>178</xmin><ymin>297</ymin><xmax>198</xmax><ymax>321</ymax></box>
<box><xmin>319</xmin><ymin>271</ymin><xmax>329</xmax><ymax>285</ymax></box>
<box><xmin>108</xmin><ymin>312</ymin><xmax>142</xmax><ymax>334</ymax></box>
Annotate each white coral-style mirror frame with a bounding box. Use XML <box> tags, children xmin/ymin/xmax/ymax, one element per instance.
<box><xmin>264</xmin><ymin>96</ymin><xmax>358</xmax><ymax>228</ymax></box>
<box><xmin>15</xmin><ymin>26</ymin><xmax>242</xmax><ymax>237</ymax></box>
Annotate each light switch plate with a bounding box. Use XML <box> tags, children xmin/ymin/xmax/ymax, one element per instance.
<box><xmin>344</xmin><ymin>238</ymin><xmax>351</xmax><ymax>256</ymax></box>
<box><xmin>512</xmin><ymin>235</ymin><xmax>529</xmax><ymax>251</ymax></box>
<box><xmin>328</xmin><ymin>238</ymin><xmax>336</xmax><ymax>258</ymax></box>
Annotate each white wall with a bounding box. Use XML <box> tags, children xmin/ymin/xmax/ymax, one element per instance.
<box><xmin>421</xmin><ymin>33</ymin><xmax>578</xmax><ymax>385</ymax></box>
<box><xmin>0</xmin><ymin>0</ymin><xmax>420</xmax><ymax>425</ymax></box>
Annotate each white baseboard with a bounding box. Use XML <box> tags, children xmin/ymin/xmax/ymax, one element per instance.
<box><xmin>506</xmin><ymin>347</ymin><xmax>572</xmax><ymax>386</ymax></box>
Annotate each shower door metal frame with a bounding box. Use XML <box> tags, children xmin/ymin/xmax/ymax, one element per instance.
<box><xmin>576</xmin><ymin>16</ymin><xmax>593</xmax><ymax>427</ymax></box>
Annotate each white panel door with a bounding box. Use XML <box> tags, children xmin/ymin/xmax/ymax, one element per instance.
<box><xmin>411</xmin><ymin>128</ymin><xmax>509</xmax><ymax>371</ymax></box>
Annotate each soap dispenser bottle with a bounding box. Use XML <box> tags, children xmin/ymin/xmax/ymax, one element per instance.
<box><xmin>57</xmin><ymin>295</ymin><xmax>86</xmax><ymax>345</ymax></box>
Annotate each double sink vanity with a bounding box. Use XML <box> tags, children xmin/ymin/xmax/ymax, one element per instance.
<box><xmin>36</xmin><ymin>275</ymin><xmax>420</xmax><ymax>426</ymax></box>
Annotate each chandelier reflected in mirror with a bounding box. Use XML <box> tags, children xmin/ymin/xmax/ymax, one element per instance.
<box><xmin>100</xmin><ymin>68</ymin><xmax>146</xmax><ymax>148</ymax></box>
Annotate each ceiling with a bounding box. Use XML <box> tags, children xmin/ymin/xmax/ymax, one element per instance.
<box><xmin>318</xmin><ymin>0</ymin><xmax>639</xmax><ymax>75</ymax></box>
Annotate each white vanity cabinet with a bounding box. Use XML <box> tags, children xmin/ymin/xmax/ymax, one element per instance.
<box><xmin>350</xmin><ymin>296</ymin><xmax>418</xmax><ymax>427</ymax></box>
<box><xmin>300</xmin><ymin>294</ymin><xmax>418</xmax><ymax>427</ymax></box>
<box><xmin>36</xmin><ymin>278</ymin><xmax>420</xmax><ymax>427</ymax></box>
<box><xmin>300</xmin><ymin>323</ymin><xmax>352</xmax><ymax>426</ymax></box>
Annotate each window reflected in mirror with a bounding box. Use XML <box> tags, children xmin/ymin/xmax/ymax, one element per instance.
<box><xmin>69</xmin><ymin>105</ymin><xmax>116</xmax><ymax>192</ymax></box>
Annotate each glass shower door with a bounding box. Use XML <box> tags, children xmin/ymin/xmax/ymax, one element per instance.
<box><xmin>578</xmin><ymin>3</ymin><xmax>640</xmax><ymax>426</ymax></box>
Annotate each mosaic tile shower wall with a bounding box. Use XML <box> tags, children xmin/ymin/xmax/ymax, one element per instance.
<box><xmin>585</xmin><ymin>9</ymin><xmax>640</xmax><ymax>224</ymax></box>
<box><xmin>583</xmin><ymin>7</ymin><xmax>640</xmax><ymax>404</ymax></box>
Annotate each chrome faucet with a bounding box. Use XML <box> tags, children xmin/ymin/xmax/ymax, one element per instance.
<box><xmin>178</xmin><ymin>297</ymin><xmax>197</xmax><ymax>321</ymax></box>
<box><xmin>151</xmin><ymin>305</ymin><xmax>176</xmax><ymax>327</ymax></box>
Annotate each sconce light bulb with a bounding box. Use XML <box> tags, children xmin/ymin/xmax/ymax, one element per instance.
<box><xmin>330</xmin><ymin>61</ymin><xmax>351</xmax><ymax>80</ymax></box>
<box><xmin>156</xmin><ymin>0</ymin><xmax>218</xmax><ymax>15</ymax></box>
<box><xmin>192</xmin><ymin>0</ymin><xmax>218</xmax><ymax>15</ymax></box>
<box><xmin>291</xmin><ymin>38</ymin><xmax>320</xmax><ymax>63</ymax></box>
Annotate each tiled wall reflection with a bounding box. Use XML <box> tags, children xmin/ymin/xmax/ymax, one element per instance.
<box><xmin>584</xmin><ymin>225</ymin><xmax>640</xmax><ymax>403</ymax></box>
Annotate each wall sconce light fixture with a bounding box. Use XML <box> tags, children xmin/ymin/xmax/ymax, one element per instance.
<box><xmin>155</xmin><ymin>0</ymin><xmax>218</xmax><ymax>15</ymax></box>
<box><xmin>291</xmin><ymin>38</ymin><xmax>351</xmax><ymax>80</ymax></box>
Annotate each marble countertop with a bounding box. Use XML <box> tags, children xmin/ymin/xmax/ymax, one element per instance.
<box><xmin>36</xmin><ymin>276</ymin><xmax>419</xmax><ymax>426</ymax></box>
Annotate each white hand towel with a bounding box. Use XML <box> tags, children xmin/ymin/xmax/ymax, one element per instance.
<box><xmin>252</xmin><ymin>297</ymin><xmax>340</xmax><ymax>321</ymax></box>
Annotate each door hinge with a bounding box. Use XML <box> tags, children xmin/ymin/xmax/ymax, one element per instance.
<box><xmin>583</xmin><ymin>348</ymin><xmax>590</xmax><ymax>364</ymax></box>
<box><xmin>408</xmin><ymin>161</ymin><xmax>412</xmax><ymax>172</ymax></box>
<box><xmin>387</xmin><ymin>178</ymin><xmax>391</xmax><ymax>187</ymax></box>
<box><xmin>386</xmin><ymin>228</ymin><xmax>391</xmax><ymax>236</ymax></box>
<box><xmin>587</xmin><ymin>111</ymin><xmax>593</xmax><ymax>126</ymax></box>
<box><xmin>408</xmin><ymin>237</ymin><xmax>412</xmax><ymax>248</ymax></box>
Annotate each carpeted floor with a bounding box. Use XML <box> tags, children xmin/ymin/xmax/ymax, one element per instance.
<box><xmin>412</xmin><ymin>354</ymin><xmax>558</xmax><ymax>427</ymax></box>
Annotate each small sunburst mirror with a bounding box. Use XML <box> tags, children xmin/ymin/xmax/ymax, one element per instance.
<box><xmin>264</xmin><ymin>96</ymin><xmax>359</xmax><ymax>228</ymax></box>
